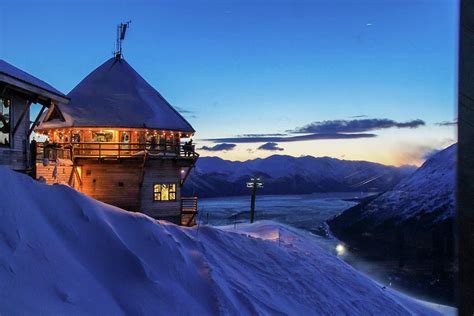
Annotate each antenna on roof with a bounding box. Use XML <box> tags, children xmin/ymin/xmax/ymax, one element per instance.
<box><xmin>114</xmin><ymin>21</ymin><xmax>131</xmax><ymax>59</ymax></box>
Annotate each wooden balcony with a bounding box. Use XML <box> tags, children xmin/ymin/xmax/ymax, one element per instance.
<box><xmin>181</xmin><ymin>197</ymin><xmax>198</xmax><ymax>226</ymax></box>
<box><xmin>36</xmin><ymin>142</ymin><xmax>199</xmax><ymax>162</ymax></box>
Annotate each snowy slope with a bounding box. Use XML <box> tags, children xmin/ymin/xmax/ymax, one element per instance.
<box><xmin>186</xmin><ymin>155</ymin><xmax>415</xmax><ymax>197</ymax></box>
<box><xmin>0</xmin><ymin>167</ymin><xmax>447</xmax><ymax>315</ymax></box>
<box><xmin>327</xmin><ymin>144</ymin><xmax>456</xmax><ymax>306</ymax></box>
<box><xmin>369</xmin><ymin>144</ymin><xmax>456</xmax><ymax>224</ymax></box>
<box><xmin>330</xmin><ymin>144</ymin><xmax>456</xmax><ymax>229</ymax></box>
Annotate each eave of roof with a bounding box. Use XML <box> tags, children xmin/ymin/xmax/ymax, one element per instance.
<box><xmin>0</xmin><ymin>60</ymin><xmax>68</xmax><ymax>103</ymax></box>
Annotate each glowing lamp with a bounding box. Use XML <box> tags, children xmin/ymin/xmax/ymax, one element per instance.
<box><xmin>335</xmin><ymin>244</ymin><xmax>346</xmax><ymax>256</ymax></box>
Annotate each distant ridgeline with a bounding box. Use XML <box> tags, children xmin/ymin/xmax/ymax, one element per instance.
<box><xmin>328</xmin><ymin>144</ymin><xmax>456</xmax><ymax>304</ymax></box>
<box><xmin>182</xmin><ymin>155</ymin><xmax>416</xmax><ymax>197</ymax></box>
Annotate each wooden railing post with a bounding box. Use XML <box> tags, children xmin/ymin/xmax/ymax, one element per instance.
<box><xmin>181</xmin><ymin>196</ymin><xmax>198</xmax><ymax>226</ymax></box>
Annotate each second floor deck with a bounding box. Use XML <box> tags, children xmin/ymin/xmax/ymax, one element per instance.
<box><xmin>36</xmin><ymin>141</ymin><xmax>199</xmax><ymax>162</ymax></box>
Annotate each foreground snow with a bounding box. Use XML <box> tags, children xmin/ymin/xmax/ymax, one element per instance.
<box><xmin>0</xmin><ymin>167</ymin><xmax>452</xmax><ymax>315</ymax></box>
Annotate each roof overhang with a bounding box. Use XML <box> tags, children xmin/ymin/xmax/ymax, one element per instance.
<box><xmin>35</xmin><ymin>124</ymin><xmax>195</xmax><ymax>133</ymax></box>
<box><xmin>0</xmin><ymin>73</ymin><xmax>70</xmax><ymax>105</ymax></box>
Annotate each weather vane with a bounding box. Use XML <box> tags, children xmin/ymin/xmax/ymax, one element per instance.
<box><xmin>114</xmin><ymin>21</ymin><xmax>131</xmax><ymax>59</ymax></box>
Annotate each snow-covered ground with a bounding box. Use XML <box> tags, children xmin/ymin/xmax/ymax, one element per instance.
<box><xmin>0</xmin><ymin>167</ymin><xmax>455</xmax><ymax>315</ymax></box>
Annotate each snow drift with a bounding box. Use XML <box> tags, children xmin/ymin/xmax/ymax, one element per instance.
<box><xmin>0</xmin><ymin>167</ymin><xmax>445</xmax><ymax>315</ymax></box>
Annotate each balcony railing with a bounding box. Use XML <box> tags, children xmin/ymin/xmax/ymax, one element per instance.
<box><xmin>36</xmin><ymin>142</ymin><xmax>199</xmax><ymax>162</ymax></box>
<box><xmin>181</xmin><ymin>197</ymin><xmax>198</xmax><ymax>226</ymax></box>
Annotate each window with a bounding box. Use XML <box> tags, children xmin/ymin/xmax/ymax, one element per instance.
<box><xmin>0</xmin><ymin>97</ymin><xmax>11</xmax><ymax>147</ymax></box>
<box><xmin>121</xmin><ymin>132</ymin><xmax>130</xmax><ymax>143</ymax></box>
<box><xmin>153</xmin><ymin>183</ymin><xmax>177</xmax><ymax>201</ymax></box>
<box><xmin>72</xmin><ymin>133</ymin><xmax>81</xmax><ymax>143</ymax></box>
<box><xmin>92</xmin><ymin>131</ymin><xmax>113</xmax><ymax>142</ymax></box>
<box><xmin>146</xmin><ymin>134</ymin><xmax>162</xmax><ymax>150</ymax></box>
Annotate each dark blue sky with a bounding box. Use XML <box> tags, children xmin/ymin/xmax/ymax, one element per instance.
<box><xmin>0</xmin><ymin>0</ymin><xmax>458</xmax><ymax>165</ymax></box>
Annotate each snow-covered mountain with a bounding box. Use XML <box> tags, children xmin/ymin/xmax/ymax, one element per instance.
<box><xmin>369</xmin><ymin>144</ymin><xmax>455</xmax><ymax>225</ymax></box>
<box><xmin>328</xmin><ymin>144</ymin><xmax>456</xmax><ymax>303</ymax></box>
<box><xmin>329</xmin><ymin>143</ymin><xmax>456</xmax><ymax>232</ymax></box>
<box><xmin>184</xmin><ymin>155</ymin><xmax>416</xmax><ymax>197</ymax></box>
<box><xmin>0</xmin><ymin>167</ymin><xmax>448</xmax><ymax>315</ymax></box>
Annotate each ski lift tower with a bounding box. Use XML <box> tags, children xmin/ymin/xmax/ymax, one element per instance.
<box><xmin>247</xmin><ymin>176</ymin><xmax>264</xmax><ymax>223</ymax></box>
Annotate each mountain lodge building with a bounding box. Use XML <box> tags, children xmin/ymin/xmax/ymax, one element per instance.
<box><xmin>0</xmin><ymin>60</ymin><xmax>68</xmax><ymax>171</ymax></box>
<box><xmin>34</xmin><ymin>56</ymin><xmax>199</xmax><ymax>225</ymax></box>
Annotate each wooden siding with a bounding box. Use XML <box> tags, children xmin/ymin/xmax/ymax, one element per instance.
<box><xmin>76</xmin><ymin>160</ymin><xmax>142</xmax><ymax>211</ymax></box>
<box><xmin>0</xmin><ymin>91</ymin><xmax>30</xmax><ymax>170</ymax></box>
<box><xmin>140</xmin><ymin>160</ymin><xmax>181</xmax><ymax>221</ymax></box>
<box><xmin>36</xmin><ymin>158</ymin><xmax>185</xmax><ymax>224</ymax></box>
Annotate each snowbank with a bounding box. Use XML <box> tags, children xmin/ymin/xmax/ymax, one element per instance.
<box><xmin>0</xmin><ymin>167</ymin><xmax>450</xmax><ymax>315</ymax></box>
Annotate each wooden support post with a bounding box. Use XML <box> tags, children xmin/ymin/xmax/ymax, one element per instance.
<box><xmin>138</xmin><ymin>151</ymin><xmax>148</xmax><ymax>187</ymax></box>
<box><xmin>28</xmin><ymin>104</ymin><xmax>47</xmax><ymax>138</ymax></box>
<box><xmin>0</xmin><ymin>83</ymin><xmax>7</xmax><ymax>96</ymax></box>
<box><xmin>180</xmin><ymin>163</ymin><xmax>195</xmax><ymax>186</ymax></box>
<box><xmin>68</xmin><ymin>166</ymin><xmax>75</xmax><ymax>186</ymax></box>
<box><xmin>12</xmin><ymin>100</ymin><xmax>32</xmax><ymax>137</ymax></box>
<box><xmin>73</xmin><ymin>165</ymin><xmax>83</xmax><ymax>186</ymax></box>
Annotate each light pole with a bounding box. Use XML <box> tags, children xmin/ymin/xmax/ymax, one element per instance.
<box><xmin>246</xmin><ymin>176</ymin><xmax>263</xmax><ymax>223</ymax></box>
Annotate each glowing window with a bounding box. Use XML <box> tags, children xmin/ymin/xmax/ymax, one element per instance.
<box><xmin>153</xmin><ymin>183</ymin><xmax>177</xmax><ymax>201</ymax></box>
<box><xmin>92</xmin><ymin>131</ymin><xmax>113</xmax><ymax>142</ymax></box>
<box><xmin>72</xmin><ymin>133</ymin><xmax>81</xmax><ymax>143</ymax></box>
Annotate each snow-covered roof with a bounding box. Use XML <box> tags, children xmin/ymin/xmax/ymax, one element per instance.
<box><xmin>37</xmin><ymin>57</ymin><xmax>195</xmax><ymax>133</ymax></box>
<box><xmin>0</xmin><ymin>59</ymin><xmax>67</xmax><ymax>102</ymax></box>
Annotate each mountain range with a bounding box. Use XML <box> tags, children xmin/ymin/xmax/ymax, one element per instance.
<box><xmin>182</xmin><ymin>155</ymin><xmax>416</xmax><ymax>198</ymax></box>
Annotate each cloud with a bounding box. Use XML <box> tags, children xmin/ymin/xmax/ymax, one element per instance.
<box><xmin>258</xmin><ymin>142</ymin><xmax>284</xmax><ymax>151</ymax></box>
<box><xmin>435</xmin><ymin>120</ymin><xmax>457</xmax><ymax>126</ymax></box>
<box><xmin>240</xmin><ymin>133</ymin><xmax>287</xmax><ymax>137</ymax></box>
<box><xmin>422</xmin><ymin>148</ymin><xmax>441</xmax><ymax>160</ymax></box>
<box><xmin>202</xmin><ymin>117</ymin><xmax>424</xmax><ymax>144</ymax></box>
<box><xmin>175</xmin><ymin>106</ymin><xmax>196</xmax><ymax>118</ymax></box>
<box><xmin>205</xmin><ymin>133</ymin><xmax>376</xmax><ymax>143</ymax></box>
<box><xmin>290</xmin><ymin>118</ymin><xmax>425</xmax><ymax>134</ymax></box>
<box><xmin>199</xmin><ymin>143</ymin><xmax>236</xmax><ymax>152</ymax></box>
<box><xmin>175</xmin><ymin>106</ymin><xmax>194</xmax><ymax>114</ymax></box>
<box><xmin>394</xmin><ymin>142</ymin><xmax>453</xmax><ymax>165</ymax></box>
